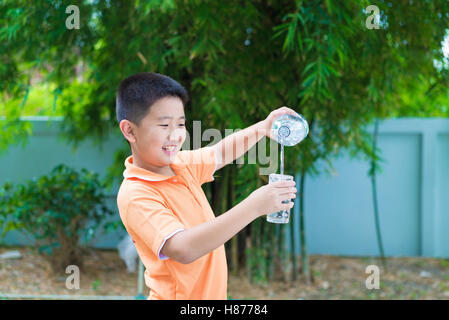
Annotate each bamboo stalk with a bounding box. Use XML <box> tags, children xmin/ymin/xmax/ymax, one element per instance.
<box><xmin>299</xmin><ymin>168</ymin><xmax>311</xmax><ymax>284</ymax></box>
<box><xmin>280</xmin><ymin>224</ymin><xmax>288</xmax><ymax>282</ymax></box>
<box><xmin>289</xmin><ymin>178</ymin><xmax>297</xmax><ymax>281</ymax></box>
<box><xmin>275</xmin><ymin>224</ymin><xmax>282</xmax><ymax>280</ymax></box>
<box><xmin>263</xmin><ymin>209</ymin><xmax>273</xmax><ymax>281</ymax></box>
<box><xmin>249</xmin><ymin>167</ymin><xmax>262</xmax><ymax>283</ymax></box>
<box><xmin>229</xmin><ymin>164</ymin><xmax>239</xmax><ymax>276</ymax></box>
<box><xmin>267</xmin><ymin>220</ymin><xmax>276</xmax><ymax>281</ymax></box>
<box><xmin>371</xmin><ymin>118</ymin><xmax>388</xmax><ymax>271</ymax></box>
<box><xmin>221</xmin><ymin>165</ymin><xmax>230</xmax><ymax>267</ymax></box>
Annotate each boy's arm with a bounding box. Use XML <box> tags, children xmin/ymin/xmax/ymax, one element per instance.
<box><xmin>211</xmin><ymin>106</ymin><xmax>300</xmax><ymax>171</ymax></box>
<box><xmin>161</xmin><ymin>195</ymin><xmax>259</xmax><ymax>264</ymax></box>
<box><xmin>161</xmin><ymin>177</ymin><xmax>296</xmax><ymax>264</ymax></box>
<box><xmin>211</xmin><ymin>121</ymin><xmax>266</xmax><ymax>172</ymax></box>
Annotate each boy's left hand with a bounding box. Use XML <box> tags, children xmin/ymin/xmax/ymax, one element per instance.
<box><xmin>258</xmin><ymin>106</ymin><xmax>300</xmax><ymax>140</ymax></box>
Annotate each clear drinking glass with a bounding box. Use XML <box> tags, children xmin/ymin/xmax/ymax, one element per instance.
<box><xmin>266</xmin><ymin>173</ymin><xmax>294</xmax><ymax>224</ymax></box>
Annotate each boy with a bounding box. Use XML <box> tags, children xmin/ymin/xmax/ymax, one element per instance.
<box><xmin>116</xmin><ymin>72</ymin><xmax>297</xmax><ymax>300</ymax></box>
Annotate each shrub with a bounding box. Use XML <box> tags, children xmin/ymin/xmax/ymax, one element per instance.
<box><xmin>0</xmin><ymin>164</ymin><xmax>116</xmax><ymax>274</ymax></box>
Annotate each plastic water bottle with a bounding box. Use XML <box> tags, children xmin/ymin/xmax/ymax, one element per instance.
<box><xmin>271</xmin><ymin>113</ymin><xmax>309</xmax><ymax>177</ymax></box>
<box><xmin>271</xmin><ymin>113</ymin><xmax>309</xmax><ymax>147</ymax></box>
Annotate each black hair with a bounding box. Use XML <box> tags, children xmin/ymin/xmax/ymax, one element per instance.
<box><xmin>116</xmin><ymin>72</ymin><xmax>189</xmax><ymax>128</ymax></box>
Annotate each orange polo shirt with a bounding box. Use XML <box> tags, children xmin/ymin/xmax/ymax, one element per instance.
<box><xmin>116</xmin><ymin>146</ymin><xmax>228</xmax><ymax>300</ymax></box>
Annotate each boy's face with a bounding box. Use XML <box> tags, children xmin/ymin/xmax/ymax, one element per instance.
<box><xmin>122</xmin><ymin>96</ymin><xmax>187</xmax><ymax>172</ymax></box>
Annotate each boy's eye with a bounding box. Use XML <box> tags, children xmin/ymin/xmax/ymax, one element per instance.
<box><xmin>158</xmin><ymin>124</ymin><xmax>185</xmax><ymax>127</ymax></box>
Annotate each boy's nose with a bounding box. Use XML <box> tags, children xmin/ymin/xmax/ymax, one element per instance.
<box><xmin>168</xmin><ymin>128</ymin><xmax>184</xmax><ymax>142</ymax></box>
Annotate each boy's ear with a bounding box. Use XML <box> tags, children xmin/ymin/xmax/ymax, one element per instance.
<box><xmin>120</xmin><ymin>119</ymin><xmax>137</xmax><ymax>144</ymax></box>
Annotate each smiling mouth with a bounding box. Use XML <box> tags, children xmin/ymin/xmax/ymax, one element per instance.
<box><xmin>162</xmin><ymin>145</ymin><xmax>177</xmax><ymax>152</ymax></box>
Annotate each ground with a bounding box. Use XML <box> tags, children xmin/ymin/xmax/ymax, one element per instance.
<box><xmin>1</xmin><ymin>246</ymin><xmax>449</xmax><ymax>300</ymax></box>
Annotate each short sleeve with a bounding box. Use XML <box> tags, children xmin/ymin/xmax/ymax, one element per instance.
<box><xmin>125</xmin><ymin>192</ymin><xmax>185</xmax><ymax>261</ymax></box>
<box><xmin>179</xmin><ymin>146</ymin><xmax>218</xmax><ymax>185</ymax></box>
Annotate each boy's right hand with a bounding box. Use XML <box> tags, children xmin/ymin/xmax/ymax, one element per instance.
<box><xmin>246</xmin><ymin>179</ymin><xmax>296</xmax><ymax>217</ymax></box>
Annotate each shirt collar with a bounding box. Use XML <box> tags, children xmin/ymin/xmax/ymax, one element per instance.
<box><xmin>123</xmin><ymin>154</ymin><xmax>186</xmax><ymax>182</ymax></box>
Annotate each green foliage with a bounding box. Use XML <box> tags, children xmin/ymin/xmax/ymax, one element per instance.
<box><xmin>1</xmin><ymin>83</ymin><xmax>64</xmax><ymax>117</ymax></box>
<box><xmin>91</xmin><ymin>279</ymin><xmax>102</xmax><ymax>291</ymax></box>
<box><xmin>0</xmin><ymin>164</ymin><xmax>115</xmax><ymax>274</ymax></box>
<box><xmin>245</xmin><ymin>246</ymin><xmax>269</xmax><ymax>285</ymax></box>
<box><xmin>1</xmin><ymin>0</ymin><xmax>449</xmax><ymax>174</ymax></box>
